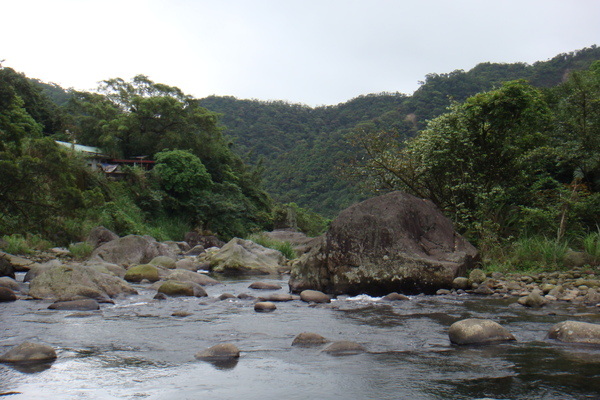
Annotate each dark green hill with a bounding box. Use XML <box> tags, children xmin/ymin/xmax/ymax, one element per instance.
<box><xmin>200</xmin><ymin>45</ymin><xmax>600</xmax><ymax>217</ymax></box>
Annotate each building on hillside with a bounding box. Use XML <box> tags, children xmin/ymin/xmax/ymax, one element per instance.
<box><xmin>55</xmin><ymin>141</ymin><xmax>156</xmax><ymax>176</ymax></box>
<box><xmin>55</xmin><ymin>140</ymin><xmax>108</xmax><ymax>171</ymax></box>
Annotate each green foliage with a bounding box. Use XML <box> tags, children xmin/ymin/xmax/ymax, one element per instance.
<box><xmin>581</xmin><ymin>228</ymin><xmax>600</xmax><ymax>259</ymax></box>
<box><xmin>0</xmin><ymin>234</ymin><xmax>33</xmax><ymax>255</ymax></box>
<box><xmin>68</xmin><ymin>242</ymin><xmax>93</xmax><ymax>259</ymax></box>
<box><xmin>248</xmin><ymin>233</ymin><xmax>297</xmax><ymax>260</ymax></box>
<box><xmin>509</xmin><ymin>236</ymin><xmax>570</xmax><ymax>271</ymax></box>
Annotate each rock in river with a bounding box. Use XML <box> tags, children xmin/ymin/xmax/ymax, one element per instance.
<box><xmin>289</xmin><ymin>191</ymin><xmax>479</xmax><ymax>295</ymax></box>
<box><xmin>321</xmin><ymin>341</ymin><xmax>366</xmax><ymax>355</ymax></box>
<box><xmin>195</xmin><ymin>343</ymin><xmax>240</xmax><ymax>360</ymax></box>
<box><xmin>29</xmin><ymin>265</ymin><xmax>137</xmax><ymax>301</ymax></box>
<box><xmin>124</xmin><ymin>264</ymin><xmax>160</xmax><ymax>283</ymax></box>
<box><xmin>209</xmin><ymin>238</ymin><xmax>286</xmax><ymax>275</ymax></box>
<box><xmin>547</xmin><ymin>320</ymin><xmax>600</xmax><ymax>344</ymax></box>
<box><xmin>300</xmin><ymin>290</ymin><xmax>330</xmax><ymax>304</ymax></box>
<box><xmin>48</xmin><ymin>299</ymin><xmax>100</xmax><ymax>311</ymax></box>
<box><xmin>448</xmin><ymin>318</ymin><xmax>516</xmax><ymax>345</ymax></box>
<box><xmin>157</xmin><ymin>280</ymin><xmax>207</xmax><ymax>297</ymax></box>
<box><xmin>292</xmin><ymin>332</ymin><xmax>329</xmax><ymax>347</ymax></box>
<box><xmin>0</xmin><ymin>342</ymin><xmax>57</xmax><ymax>364</ymax></box>
<box><xmin>0</xmin><ymin>287</ymin><xmax>17</xmax><ymax>302</ymax></box>
<box><xmin>89</xmin><ymin>235</ymin><xmax>176</xmax><ymax>267</ymax></box>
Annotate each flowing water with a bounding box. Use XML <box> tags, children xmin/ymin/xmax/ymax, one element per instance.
<box><xmin>1</xmin><ymin>274</ymin><xmax>600</xmax><ymax>399</ymax></box>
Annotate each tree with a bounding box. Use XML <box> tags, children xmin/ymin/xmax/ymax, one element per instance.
<box><xmin>345</xmin><ymin>81</ymin><xmax>551</xmax><ymax>238</ymax></box>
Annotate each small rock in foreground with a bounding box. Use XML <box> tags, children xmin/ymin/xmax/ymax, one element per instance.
<box><xmin>195</xmin><ymin>343</ymin><xmax>240</xmax><ymax>360</ymax></box>
<box><xmin>448</xmin><ymin>318</ymin><xmax>516</xmax><ymax>345</ymax></box>
<box><xmin>321</xmin><ymin>341</ymin><xmax>366</xmax><ymax>355</ymax></box>
<box><xmin>0</xmin><ymin>342</ymin><xmax>57</xmax><ymax>364</ymax></box>
<box><xmin>292</xmin><ymin>332</ymin><xmax>329</xmax><ymax>347</ymax></box>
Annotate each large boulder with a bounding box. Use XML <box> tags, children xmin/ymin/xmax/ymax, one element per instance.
<box><xmin>29</xmin><ymin>265</ymin><xmax>138</xmax><ymax>301</ymax></box>
<box><xmin>547</xmin><ymin>320</ymin><xmax>600</xmax><ymax>344</ymax></box>
<box><xmin>289</xmin><ymin>192</ymin><xmax>479</xmax><ymax>295</ymax></box>
<box><xmin>209</xmin><ymin>238</ymin><xmax>286</xmax><ymax>275</ymax></box>
<box><xmin>89</xmin><ymin>235</ymin><xmax>176</xmax><ymax>267</ymax></box>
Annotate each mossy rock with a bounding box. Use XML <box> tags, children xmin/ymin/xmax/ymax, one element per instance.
<box><xmin>124</xmin><ymin>264</ymin><xmax>160</xmax><ymax>283</ymax></box>
<box><xmin>157</xmin><ymin>280</ymin><xmax>207</xmax><ymax>297</ymax></box>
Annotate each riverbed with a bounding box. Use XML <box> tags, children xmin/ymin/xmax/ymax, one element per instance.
<box><xmin>1</xmin><ymin>274</ymin><xmax>599</xmax><ymax>399</ymax></box>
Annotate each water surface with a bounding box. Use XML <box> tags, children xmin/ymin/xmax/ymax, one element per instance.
<box><xmin>1</xmin><ymin>275</ymin><xmax>599</xmax><ymax>399</ymax></box>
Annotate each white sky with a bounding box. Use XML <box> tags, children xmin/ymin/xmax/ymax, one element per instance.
<box><xmin>2</xmin><ymin>0</ymin><xmax>599</xmax><ymax>106</ymax></box>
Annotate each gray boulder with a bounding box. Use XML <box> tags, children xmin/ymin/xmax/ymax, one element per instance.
<box><xmin>0</xmin><ymin>254</ymin><xmax>15</xmax><ymax>279</ymax></box>
<box><xmin>124</xmin><ymin>264</ymin><xmax>161</xmax><ymax>283</ymax></box>
<box><xmin>518</xmin><ymin>289</ymin><xmax>547</xmax><ymax>308</ymax></box>
<box><xmin>547</xmin><ymin>320</ymin><xmax>600</xmax><ymax>344</ymax></box>
<box><xmin>289</xmin><ymin>192</ymin><xmax>478</xmax><ymax>295</ymax></box>
<box><xmin>0</xmin><ymin>342</ymin><xmax>57</xmax><ymax>364</ymax></box>
<box><xmin>448</xmin><ymin>318</ymin><xmax>516</xmax><ymax>345</ymax></box>
<box><xmin>86</xmin><ymin>226</ymin><xmax>119</xmax><ymax>249</ymax></box>
<box><xmin>0</xmin><ymin>287</ymin><xmax>17</xmax><ymax>302</ymax></box>
<box><xmin>0</xmin><ymin>251</ymin><xmax>39</xmax><ymax>272</ymax></box>
<box><xmin>157</xmin><ymin>280</ymin><xmax>207</xmax><ymax>297</ymax></box>
<box><xmin>48</xmin><ymin>299</ymin><xmax>100</xmax><ymax>311</ymax></box>
<box><xmin>249</xmin><ymin>281</ymin><xmax>282</xmax><ymax>290</ymax></box>
<box><xmin>382</xmin><ymin>292</ymin><xmax>410</xmax><ymax>301</ymax></box>
<box><xmin>149</xmin><ymin>255</ymin><xmax>176</xmax><ymax>269</ymax></box>
<box><xmin>0</xmin><ymin>277</ymin><xmax>20</xmax><ymax>292</ymax></box>
<box><xmin>254</xmin><ymin>301</ymin><xmax>277</xmax><ymax>312</ymax></box>
<box><xmin>166</xmin><ymin>269</ymin><xmax>220</xmax><ymax>286</ymax></box>
<box><xmin>209</xmin><ymin>238</ymin><xmax>286</xmax><ymax>275</ymax></box>
<box><xmin>292</xmin><ymin>332</ymin><xmax>329</xmax><ymax>346</ymax></box>
<box><xmin>195</xmin><ymin>343</ymin><xmax>240</xmax><ymax>360</ymax></box>
<box><xmin>89</xmin><ymin>235</ymin><xmax>176</xmax><ymax>267</ymax></box>
<box><xmin>29</xmin><ymin>265</ymin><xmax>138</xmax><ymax>301</ymax></box>
<box><xmin>321</xmin><ymin>341</ymin><xmax>366</xmax><ymax>355</ymax></box>
<box><xmin>300</xmin><ymin>289</ymin><xmax>330</xmax><ymax>304</ymax></box>
<box><xmin>175</xmin><ymin>258</ymin><xmax>200</xmax><ymax>271</ymax></box>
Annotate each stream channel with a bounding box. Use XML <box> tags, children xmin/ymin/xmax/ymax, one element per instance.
<box><xmin>1</xmin><ymin>273</ymin><xmax>600</xmax><ymax>399</ymax></box>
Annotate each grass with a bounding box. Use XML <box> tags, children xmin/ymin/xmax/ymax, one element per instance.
<box><xmin>582</xmin><ymin>228</ymin><xmax>600</xmax><ymax>259</ymax></box>
<box><xmin>510</xmin><ymin>236</ymin><xmax>569</xmax><ymax>271</ymax></box>
<box><xmin>248</xmin><ymin>233</ymin><xmax>297</xmax><ymax>260</ymax></box>
<box><xmin>68</xmin><ymin>242</ymin><xmax>94</xmax><ymax>259</ymax></box>
<box><xmin>0</xmin><ymin>233</ymin><xmax>53</xmax><ymax>255</ymax></box>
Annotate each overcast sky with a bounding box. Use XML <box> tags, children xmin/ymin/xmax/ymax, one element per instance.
<box><xmin>2</xmin><ymin>0</ymin><xmax>599</xmax><ymax>106</ymax></box>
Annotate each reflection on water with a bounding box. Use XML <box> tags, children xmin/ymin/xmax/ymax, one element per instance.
<box><xmin>1</xmin><ymin>276</ymin><xmax>599</xmax><ymax>399</ymax></box>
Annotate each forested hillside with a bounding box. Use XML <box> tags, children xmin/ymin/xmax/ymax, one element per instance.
<box><xmin>201</xmin><ymin>46</ymin><xmax>600</xmax><ymax>217</ymax></box>
<box><xmin>2</xmin><ymin>45</ymin><xmax>599</xmax><ymax>266</ymax></box>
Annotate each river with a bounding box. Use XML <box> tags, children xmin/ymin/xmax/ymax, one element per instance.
<box><xmin>1</xmin><ymin>274</ymin><xmax>599</xmax><ymax>399</ymax></box>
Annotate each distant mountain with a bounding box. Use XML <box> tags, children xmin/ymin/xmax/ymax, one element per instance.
<box><xmin>200</xmin><ymin>46</ymin><xmax>600</xmax><ymax>217</ymax></box>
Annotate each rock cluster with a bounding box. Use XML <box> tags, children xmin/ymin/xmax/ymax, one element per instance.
<box><xmin>443</xmin><ymin>267</ymin><xmax>600</xmax><ymax>307</ymax></box>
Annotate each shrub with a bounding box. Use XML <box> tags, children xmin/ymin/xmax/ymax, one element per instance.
<box><xmin>248</xmin><ymin>233</ymin><xmax>297</xmax><ymax>260</ymax></box>
<box><xmin>581</xmin><ymin>228</ymin><xmax>600</xmax><ymax>262</ymax></box>
<box><xmin>0</xmin><ymin>234</ymin><xmax>33</xmax><ymax>255</ymax></box>
<box><xmin>68</xmin><ymin>242</ymin><xmax>93</xmax><ymax>259</ymax></box>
